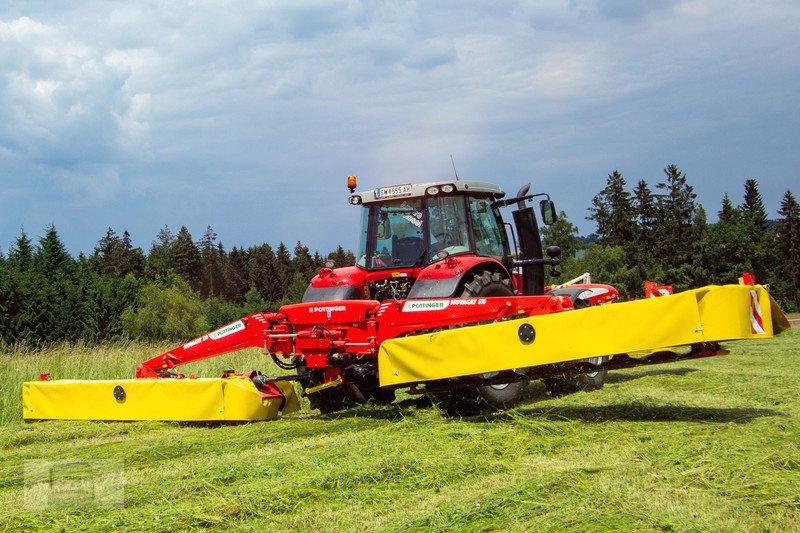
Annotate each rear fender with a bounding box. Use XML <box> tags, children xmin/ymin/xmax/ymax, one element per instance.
<box><xmin>407</xmin><ymin>257</ymin><xmax>510</xmax><ymax>298</ymax></box>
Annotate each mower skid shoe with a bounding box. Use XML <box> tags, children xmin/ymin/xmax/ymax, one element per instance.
<box><xmin>22</xmin><ymin>376</ymin><xmax>300</xmax><ymax>422</ymax></box>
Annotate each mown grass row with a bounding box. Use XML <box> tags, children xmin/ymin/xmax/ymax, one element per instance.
<box><xmin>1</xmin><ymin>331</ymin><xmax>798</xmax><ymax>531</ymax></box>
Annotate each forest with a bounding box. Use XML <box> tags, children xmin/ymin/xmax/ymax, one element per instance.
<box><xmin>0</xmin><ymin>164</ymin><xmax>797</xmax><ymax>345</ymax></box>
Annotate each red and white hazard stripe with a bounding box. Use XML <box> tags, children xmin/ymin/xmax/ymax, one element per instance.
<box><xmin>749</xmin><ymin>289</ymin><xmax>765</xmax><ymax>335</ymax></box>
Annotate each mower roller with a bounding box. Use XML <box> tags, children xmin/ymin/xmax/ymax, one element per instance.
<box><xmin>22</xmin><ymin>177</ymin><xmax>790</xmax><ymax>421</ymax></box>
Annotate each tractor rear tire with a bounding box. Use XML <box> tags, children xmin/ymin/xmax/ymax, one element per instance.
<box><xmin>441</xmin><ymin>270</ymin><xmax>527</xmax><ymax>415</ymax></box>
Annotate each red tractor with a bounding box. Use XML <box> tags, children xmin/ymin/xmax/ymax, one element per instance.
<box><xmin>295</xmin><ymin>176</ymin><xmax>616</xmax><ymax>413</ymax></box>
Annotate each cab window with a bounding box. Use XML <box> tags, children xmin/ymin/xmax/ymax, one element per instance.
<box><xmin>469</xmin><ymin>197</ymin><xmax>506</xmax><ymax>259</ymax></box>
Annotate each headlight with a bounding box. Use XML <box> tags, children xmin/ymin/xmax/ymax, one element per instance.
<box><xmin>441</xmin><ymin>184</ymin><xmax>455</xmax><ymax>193</ymax></box>
<box><xmin>426</xmin><ymin>186</ymin><xmax>440</xmax><ymax>195</ymax></box>
<box><xmin>349</xmin><ymin>195</ymin><xmax>362</xmax><ymax>205</ymax></box>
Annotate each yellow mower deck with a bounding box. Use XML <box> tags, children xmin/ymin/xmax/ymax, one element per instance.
<box><xmin>23</xmin><ymin>377</ymin><xmax>300</xmax><ymax>422</ymax></box>
<box><xmin>22</xmin><ymin>284</ymin><xmax>788</xmax><ymax>422</ymax></box>
<box><xmin>378</xmin><ymin>284</ymin><xmax>790</xmax><ymax>387</ymax></box>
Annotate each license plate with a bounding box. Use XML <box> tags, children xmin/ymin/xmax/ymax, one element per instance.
<box><xmin>375</xmin><ymin>184</ymin><xmax>412</xmax><ymax>199</ymax></box>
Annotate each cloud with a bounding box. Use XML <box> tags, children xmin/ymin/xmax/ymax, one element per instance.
<box><xmin>0</xmin><ymin>0</ymin><xmax>798</xmax><ymax>255</ymax></box>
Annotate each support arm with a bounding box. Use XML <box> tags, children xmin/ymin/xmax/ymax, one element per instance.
<box><xmin>135</xmin><ymin>312</ymin><xmax>285</xmax><ymax>378</ymax></box>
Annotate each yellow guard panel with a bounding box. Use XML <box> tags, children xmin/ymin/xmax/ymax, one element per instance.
<box><xmin>23</xmin><ymin>377</ymin><xmax>299</xmax><ymax>422</ymax></box>
<box><xmin>378</xmin><ymin>284</ymin><xmax>788</xmax><ymax>387</ymax></box>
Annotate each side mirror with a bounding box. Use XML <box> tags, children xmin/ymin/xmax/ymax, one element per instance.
<box><xmin>540</xmin><ymin>200</ymin><xmax>558</xmax><ymax>225</ymax></box>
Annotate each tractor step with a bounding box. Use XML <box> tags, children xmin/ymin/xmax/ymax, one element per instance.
<box><xmin>378</xmin><ymin>284</ymin><xmax>790</xmax><ymax>387</ymax></box>
<box><xmin>22</xmin><ymin>376</ymin><xmax>300</xmax><ymax>422</ymax></box>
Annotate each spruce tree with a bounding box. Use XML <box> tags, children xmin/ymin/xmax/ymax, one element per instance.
<box><xmin>653</xmin><ymin>165</ymin><xmax>697</xmax><ymax>288</ymax></box>
<box><xmin>145</xmin><ymin>225</ymin><xmax>175</xmax><ymax>280</ymax></box>
<box><xmin>293</xmin><ymin>241</ymin><xmax>316</xmax><ymax>280</ymax></box>
<box><xmin>275</xmin><ymin>242</ymin><xmax>294</xmax><ymax>300</ymax></box>
<box><xmin>632</xmin><ymin>179</ymin><xmax>657</xmax><ymax>242</ymax></box>
<box><xmin>92</xmin><ymin>227</ymin><xmax>121</xmax><ymax>276</ymax></box>
<box><xmin>718</xmin><ymin>193</ymin><xmax>738</xmax><ymax>224</ymax></box>
<box><xmin>706</xmin><ymin>194</ymin><xmax>752</xmax><ymax>284</ymax></box>
<box><xmin>8</xmin><ymin>229</ymin><xmax>33</xmax><ymax>271</ymax></box>
<box><xmin>171</xmin><ymin>226</ymin><xmax>201</xmax><ymax>289</ymax></box>
<box><xmin>741</xmin><ymin>178</ymin><xmax>768</xmax><ymax>229</ymax></box>
<box><xmin>224</xmin><ymin>246</ymin><xmax>250</xmax><ymax>303</ymax></box>
<box><xmin>30</xmin><ymin>225</ymin><xmax>79</xmax><ymax>342</ymax></box>
<box><xmin>587</xmin><ymin>170</ymin><xmax>635</xmax><ymax>248</ymax></box>
<box><xmin>737</xmin><ymin>179</ymin><xmax>775</xmax><ymax>280</ymax></box>
<box><xmin>198</xmin><ymin>225</ymin><xmax>224</xmax><ymax>299</ymax></box>
<box><xmin>247</xmin><ymin>244</ymin><xmax>278</xmax><ymax>303</ymax></box>
<box><xmin>776</xmin><ymin>190</ymin><xmax>800</xmax><ymax>310</ymax></box>
<box><xmin>119</xmin><ymin>230</ymin><xmax>145</xmax><ymax>277</ymax></box>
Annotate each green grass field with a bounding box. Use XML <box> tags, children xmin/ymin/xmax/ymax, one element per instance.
<box><xmin>1</xmin><ymin>329</ymin><xmax>798</xmax><ymax>531</ymax></box>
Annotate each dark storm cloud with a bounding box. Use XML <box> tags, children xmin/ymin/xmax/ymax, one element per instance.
<box><xmin>0</xmin><ymin>0</ymin><xmax>797</xmax><ymax>256</ymax></box>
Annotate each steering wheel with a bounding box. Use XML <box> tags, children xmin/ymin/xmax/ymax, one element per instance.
<box><xmin>373</xmin><ymin>252</ymin><xmax>392</xmax><ymax>267</ymax></box>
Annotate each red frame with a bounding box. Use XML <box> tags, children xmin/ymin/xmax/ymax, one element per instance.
<box><xmin>136</xmin><ymin>294</ymin><xmax>573</xmax><ymax>380</ymax></box>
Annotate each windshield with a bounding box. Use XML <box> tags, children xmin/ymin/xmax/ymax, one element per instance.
<box><xmin>356</xmin><ymin>193</ymin><xmax>506</xmax><ymax>271</ymax></box>
<box><xmin>427</xmin><ymin>196</ymin><xmax>470</xmax><ymax>261</ymax></box>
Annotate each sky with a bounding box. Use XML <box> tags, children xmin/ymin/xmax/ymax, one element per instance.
<box><xmin>1</xmin><ymin>0</ymin><xmax>798</xmax><ymax>257</ymax></box>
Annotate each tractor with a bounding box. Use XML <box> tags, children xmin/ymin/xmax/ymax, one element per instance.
<box><xmin>297</xmin><ymin>176</ymin><xmax>615</xmax><ymax>413</ymax></box>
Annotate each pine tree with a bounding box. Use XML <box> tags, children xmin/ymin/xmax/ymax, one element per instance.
<box><xmin>224</xmin><ymin>246</ymin><xmax>250</xmax><ymax>303</ymax></box>
<box><xmin>145</xmin><ymin>225</ymin><xmax>175</xmax><ymax>280</ymax></box>
<box><xmin>776</xmin><ymin>190</ymin><xmax>800</xmax><ymax>310</ymax></box>
<box><xmin>198</xmin><ymin>225</ymin><xmax>224</xmax><ymax>299</ymax></box>
<box><xmin>632</xmin><ymin>179</ymin><xmax>657</xmax><ymax>242</ymax></box>
<box><xmin>737</xmin><ymin>179</ymin><xmax>775</xmax><ymax>280</ymax></box>
<box><xmin>718</xmin><ymin>193</ymin><xmax>738</xmax><ymax>224</ymax></box>
<box><xmin>741</xmin><ymin>179</ymin><xmax>768</xmax><ymax>229</ymax></box>
<box><xmin>653</xmin><ymin>165</ymin><xmax>697</xmax><ymax>287</ymax></box>
<box><xmin>4</xmin><ymin>229</ymin><xmax>34</xmax><ymax>342</ymax></box>
<box><xmin>92</xmin><ymin>227</ymin><xmax>121</xmax><ymax>276</ymax></box>
<box><xmin>293</xmin><ymin>241</ymin><xmax>315</xmax><ymax>280</ymax></box>
<box><xmin>629</xmin><ymin>179</ymin><xmax>662</xmax><ymax>285</ymax></box>
<box><xmin>0</xmin><ymin>258</ymin><xmax>16</xmax><ymax>344</ymax></box>
<box><xmin>247</xmin><ymin>244</ymin><xmax>279</xmax><ymax>303</ymax></box>
<box><xmin>275</xmin><ymin>242</ymin><xmax>294</xmax><ymax>301</ymax></box>
<box><xmin>587</xmin><ymin>170</ymin><xmax>635</xmax><ymax>248</ymax></box>
<box><xmin>29</xmin><ymin>225</ymin><xmax>79</xmax><ymax>342</ymax></box>
<box><xmin>171</xmin><ymin>226</ymin><xmax>201</xmax><ymax>289</ymax></box>
<box><xmin>706</xmin><ymin>194</ymin><xmax>752</xmax><ymax>284</ymax></box>
<box><xmin>327</xmin><ymin>245</ymin><xmax>354</xmax><ymax>268</ymax></box>
<box><xmin>8</xmin><ymin>229</ymin><xmax>34</xmax><ymax>271</ymax></box>
<box><xmin>119</xmin><ymin>230</ymin><xmax>145</xmax><ymax>277</ymax></box>
<box><xmin>689</xmin><ymin>205</ymin><xmax>710</xmax><ymax>286</ymax></box>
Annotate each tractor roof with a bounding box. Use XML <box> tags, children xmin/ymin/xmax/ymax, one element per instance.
<box><xmin>354</xmin><ymin>180</ymin><xmax>505</xmax><ymax>205</ymax></box>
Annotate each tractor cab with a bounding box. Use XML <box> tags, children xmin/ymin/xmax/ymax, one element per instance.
<box><xmin>350</xmin><ymin>180</ymin><xmax>510</xmax><ymax>271</ymax></box>
<box><xmin>303</xmin><ymin>176</ymin><xmax>559</xmax><ymax>303</ymax></box>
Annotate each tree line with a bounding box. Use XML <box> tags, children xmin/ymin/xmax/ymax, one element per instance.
<box><xmin>542</xmin><ymin>165</ymin><xmax>799</xmax><ymax>311</ymax></box>
<box><xmin>1</xmin><ymin>165</ymin><xmax>797</xmax><ymax>345</ymax></box>
<box><xmin>0</xmin><ymin>224</ymin><xmax>354</xmax><ymax>344</ymax></box>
